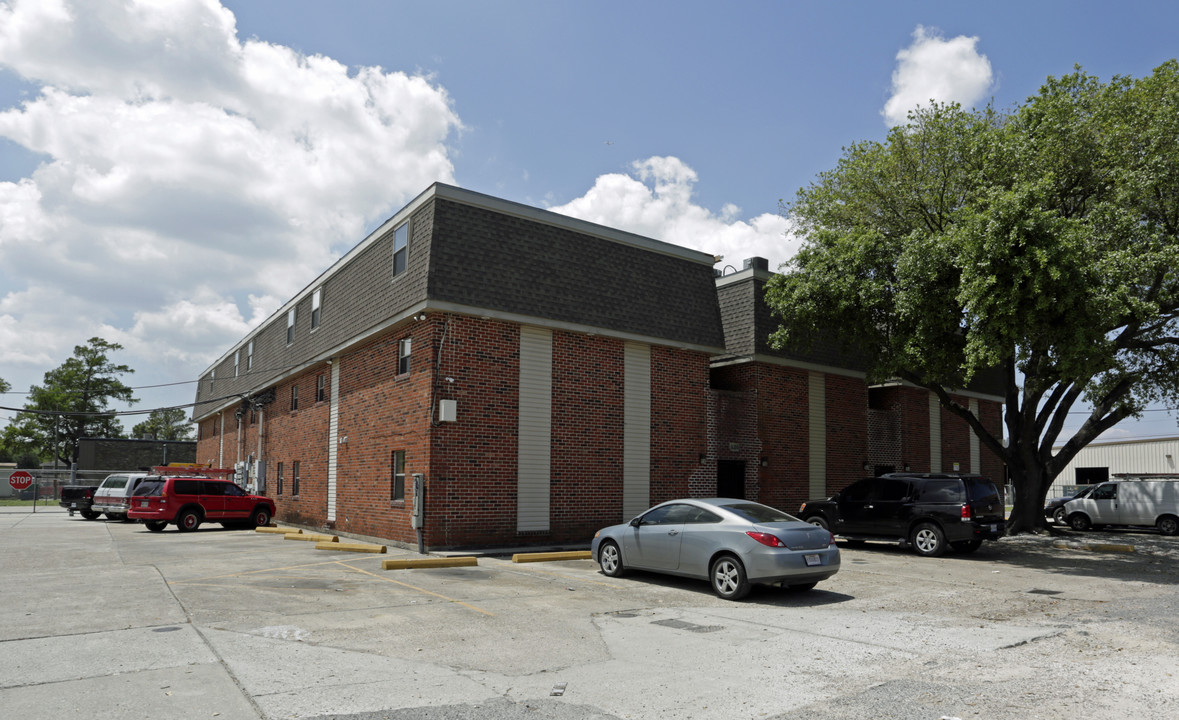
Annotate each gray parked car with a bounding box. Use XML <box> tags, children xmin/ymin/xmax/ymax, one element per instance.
<box><xmin>591</xmin><ymin>498</ymin><xmax>840</xmax><ymax>600</ymax></box>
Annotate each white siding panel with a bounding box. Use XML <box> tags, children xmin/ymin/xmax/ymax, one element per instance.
<box><xmin>929</xmin><ymin>395</ymin><xmax>942</xmax><ymax>472</ymax></box>
<box><xmin>808</xmin><ymin>372</ymin><xmax>826</xmax><ymax>497</ymax></box>
<box><xmin>623</xmin><ymin>342</ymin><xmax>651</xmax><ymax>519</ymax></box>
<box><xmin>326</xmin><ymin>359</ymin><xmax>340</xmax><ymax>522</ymax></box>
<box><xmin>518</xmin><ymin>327</ymin><xmax>552</xmax><ymax>532</ymax></box>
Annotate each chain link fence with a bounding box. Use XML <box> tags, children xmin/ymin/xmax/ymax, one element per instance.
<box><xmin>1</xmin><ymin>469</ymin><xmax>116</xmax><ymax>512</ymax></box>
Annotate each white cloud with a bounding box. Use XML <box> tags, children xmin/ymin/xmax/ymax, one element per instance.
<box><xmin>882</xmin><ymin>25</ymin><xmax>994</xmax><ymax>127</ymax></box>
<box><xmin>0</xmin><ymin>0</ymin><xmax>460</xmax><ymax>410</ymax></box>
<box><xmin>549</xmin><ymin>156</ymin><xmax>798</xmax><ymax>273</ymax></box>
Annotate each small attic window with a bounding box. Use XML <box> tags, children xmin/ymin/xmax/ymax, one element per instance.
<box><xmin>392</xmin><ymin>222</ymin><xmax>409</xmax><ymax>277</ymax></box>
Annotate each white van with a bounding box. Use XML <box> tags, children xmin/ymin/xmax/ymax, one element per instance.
<box><xmin>1063</xmin><ymin>479</ymin><xmax>1179</xmax><ymax>535</ymax></box>
<box><xmin>91</xmin><ymin>473</ymin><xmax>151</xmax><ymax>521</ymax></box>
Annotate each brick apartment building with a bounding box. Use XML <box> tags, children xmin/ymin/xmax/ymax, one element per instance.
<box><xmin>192</xmin><ymin>183</ymin><xmax>1003</xmax><ymax>550</ymax></box>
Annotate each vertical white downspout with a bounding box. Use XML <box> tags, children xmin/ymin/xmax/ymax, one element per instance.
<box><xmin>327</xmin><ymin>359</ymin><xmax>340</xmax><ymax>523</ymax></box>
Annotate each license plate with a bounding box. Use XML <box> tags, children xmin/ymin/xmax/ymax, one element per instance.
<box><xmin>70</xmin><ymin>503</ymin><xmax>77</xmax><ymax>508</ymax></box>
<box><xmin>140</xmin><ymin>500</ymin><xmax>149</xmax><ymax>507</ymax></box>
<box><xmin>990</xmin><ymin>524</ymin><xmax>997</xmax><ymax>532</ymax></box>
<box><xmin>804</xmin><ymin>554</ymin><xmax>821</xmax><ymax>566</ymax></box>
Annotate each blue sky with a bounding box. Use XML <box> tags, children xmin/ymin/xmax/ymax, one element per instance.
<box><xmin>2</xmin><ymin>0</ymin><xmax>1178</xmax><ymax>442</ymax></box>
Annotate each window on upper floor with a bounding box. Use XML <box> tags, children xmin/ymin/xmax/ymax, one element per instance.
<box><xmin>392</xmin><ymin>222</ymin><xmax>409</xmax><ymax>277</ymax></box>
<box><xmin>246</xmin><ymin>339</ymin><xmax>254</xmax><ymax>371</ymax></box>
<box><xmin>311</xmin><ymin>288</ymin><xmax>322</xmax><ymax>330</ymax></box>
<box><xmin>316</xmin><ymin>373</ymin><xmax>326</xmax><ymax>403</ymax></box>
<box><xmin>398</xmin><ymin>337</ymin><xmax>412</xmax><ymax>375</ymax></box>
<box><xmin>234</xmin><ymin>349</ymin><xmax>240</xmax><ymax>377</ymax></box>
<box><xmin>287</xmin><ymin>308</ymin><xmax>296</xmax><ymax>345</ymax></box>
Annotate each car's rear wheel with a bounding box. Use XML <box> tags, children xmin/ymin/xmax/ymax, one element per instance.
<box><xmin>950</xmin><ymin>539</ymin><xmax>982</xmax><ymax>554</ymax></box>
<box><xmin>80</xmin><ymin>510</ymin><xmax>101</xmax><ymax>520</ymax></box>
<box><xmin>910</xmin><ymin>522</ymin><xmax>946</xmax><ymax>557</ymax></box>
<box><xmin>1053</xmin><ymin>507</ymin><xmax>1068</xmax><ymax>525</ymax></box>
<box><xmin>806</xmin><ymin>515</ymin><xmax>829</xmax><ymax>531</ymax></box>
<box><xmin>250</xmin><ymin>507</ymin><xmax>272</xmax><ymax>528</ymax></box>
<box><xmin>145</xmin><ymin>521</ymin><xmax>167</xmax><ymax>532</ymax></box>
<box><xmin>598</xmin><ymin>540</ymin><xmax>625</xmax><ymax>577</ymax></box>
<box><xmin>1068</xmin><ymin>513</ymin><xmax>1092</xmax><ymax>531</ymax></box>
<box><xmin>177</xmin><ymin>510</ymin><xmax>202</xmax><ymax>532</ymax></box>
<box><xmin>1157</xmin><ymin>515</ymin><xmax>1178</xmax><ymax>536</ymax></box>
<box><xmin>710</xmin><ymin>554</ymin><xmax>750</xmax><ymax>600</ymax></box>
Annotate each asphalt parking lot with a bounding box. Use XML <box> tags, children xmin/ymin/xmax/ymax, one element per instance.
<box><xmin>2</xmin><ymin>509</ymin><xmax>1177</xmax><ymax>720</ymax></box>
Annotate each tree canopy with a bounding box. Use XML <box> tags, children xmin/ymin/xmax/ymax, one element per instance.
<box><xmin>131</xmin><ymin>408</ymin><xmax>195</xmax><ymax>442</ymax></box>
<box><xmin>766</xmin><ymin>61</ymin><xmax>1179</xmax><ymax>533</ymax></box>
<box><xmin>1</xmin><ymin>338</ymin><xmax>137</xmax><ymax>466</ymax></box>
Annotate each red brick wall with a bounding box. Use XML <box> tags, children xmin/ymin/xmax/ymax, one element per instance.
<box><xmin>651</xmin><ymin>344</ymin><xmax>711</xmax><ymax>505</ymax></box>
<box><xmin>327</xmin><ymin>322</ymin><xmax>432</xmax><ymax>541</ymax></box>
<box><xmin>979</xmin><ymin>399</ymin><xmax>1005</xmax><ymax>482</ymax></box>
<box><xmin>939</xmin><ymin>394</ymin><xmax>972</xmax><ymax>473</ymax></box>
<box><xmin>266</xmin><ymin>371</ymin><xmax>333</xmax><ymax>529</ymax></box>
<box><xmin>548</xmin><ymin>331</ymin><xmax>624</xmax><ymax>539</ymax></box>
<box><xmin>756</xmin><ymin>364</ymin><xmax>810</xmax><ymax>511</ymax></box>
<box><xmin>824</xmin><ymin>374</ymin><xmax>868</xmax><ymax>493</ymax></box>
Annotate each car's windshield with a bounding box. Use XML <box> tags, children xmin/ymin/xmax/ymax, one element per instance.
<box><xmin>720</xmin><ymin>502</ymin><xmax>799</xmax><ymax>523</ymax></box>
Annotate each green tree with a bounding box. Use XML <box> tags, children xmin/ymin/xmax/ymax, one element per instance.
<box><xmin>5</xmin><ymin>338</ymin><xmax>137</xmax><ymax>466</ymax></box>
<box><xmin>131</xmin><ymin>408</ymin><xmax>195</xmax><ymax>441</ymax></box>
<box><xmin>766</xmin><ymin>62</ymin><xmax>1179</xmax><ymax>534</ymax></box>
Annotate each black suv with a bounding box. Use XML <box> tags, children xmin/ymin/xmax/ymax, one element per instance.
<box><xmin>798</xmin><ymin>473</ymin><xmax>1006</xmax><ymax>556</ymax></box>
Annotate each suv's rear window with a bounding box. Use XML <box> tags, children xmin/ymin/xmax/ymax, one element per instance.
<box><xmin>964</xmin><ymin>477</ymin><xmax>1001</xmax><ymax>504</ymax></box>
<box><xmin>133</xmin><ymin>479</ymin><xmax>165</xmax><ymax>497</ymax></box>
<box><xmin>102</xmin><ymin>476</ymin><xmax>129</xmax><ymax>489</ymax></box>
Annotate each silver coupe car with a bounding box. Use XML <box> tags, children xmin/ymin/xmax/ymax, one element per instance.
<box><xmin>591</xmin><ymin>498</ymin><xmax>840</xmax><ymax>600</ymax></box>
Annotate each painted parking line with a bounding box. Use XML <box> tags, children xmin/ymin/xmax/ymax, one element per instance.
<box><xmin>336</xmin><ymin>562</ymin><xmax>495</xmax><ymax>617</ymax></box>
<box><xmin>170</xmin><ymin>559</ymin><xmax>361</xmax><ymax>585</ymax></box>
<box><xmin>486</xmin><ymin>557</ymin><xmax>625</xmax><ymax>589</ymax></box>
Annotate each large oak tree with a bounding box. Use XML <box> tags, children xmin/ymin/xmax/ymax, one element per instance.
<box><xmin>766</xmin><ymin>62</ymin><xmax>1179</xmax><ymax>533</ymax></box>
<box><xmin>2</xmin><ymin>338</ymin><xmax>137</xmax><ymax>466</ymax></box>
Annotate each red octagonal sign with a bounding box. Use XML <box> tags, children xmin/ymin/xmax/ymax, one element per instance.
<box><xmin>8</xmin><ymin>471</ymin><xmax>34</xmax><ymax>491</ymax></box>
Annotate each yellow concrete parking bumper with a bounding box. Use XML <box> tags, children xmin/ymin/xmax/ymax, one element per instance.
<box><xmin>1053</xmin><ymin>541</ymin><xmax>1135</xmax><ymax>553</ymax></box>
<box><xmin>317</xmin><ymin>541</ymin><xmax>387</xmax><ymax>553</ymax></box>
<box><xmin>382</xmin><ymin>556</ymin><xmax>478</xmax><ymax>570</ymax></box>
<box><xmin>511</xmin><ymin>550</ymin><xmax>592</xmax><ymax>563</ymax></box>
<box><xmin>256</xmin><ymin>526</ymin><xmax>297</xmax><ymax>534</ymax></box>
<box><xmin>286</xmin><ymin>533</ymin><xmax>338</xmax><ymax>542</ymax></box>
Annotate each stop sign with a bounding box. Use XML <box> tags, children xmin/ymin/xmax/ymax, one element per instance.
<box><xmin>8</xmin><ymin>471</ymin><xmax>34</xmax><ymax>491</ymax></box>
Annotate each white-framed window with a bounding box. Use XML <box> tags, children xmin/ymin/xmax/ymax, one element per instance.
<box><xmin>290</xmin><ymin>384</ymin><xmax>299</xmax><ymax>411</ymax></box>
<box><xmin>316</xmin><ymin>373</ymin><xmax>326</xmax><ymax>403</ymax></box>
<box><xmin>292</xmin><ymin>460</ymin><xmax>300</xmax><ymax>496</ymax></box>
<box><xmin>287</xmin><ymin>308</ymin><xmax>296</xmax><ymax>345</ymax></box>
<box><xmin>398</xmin><ymin>337</ymin><xmax>412</xmax><ymax>375</ymax></box>
<box><xmin>208</xmin><ymin>369</ymin><xmax>215</xmax><ymax>391</ymax></box>
<box><xmin>391</xmin><ymin>450</ymin><xmax>405</xmax><ymax>501</ymax></box>
<box><xmin>247</xmin><ymin>339</ymin><xmax>254</xmax><ymax>371</ymax></box>
<box><xmin>311</xmin><ymin>288</ymin><xmax>322</xmax><ymax>330</ymax></box>
<box><xmin>234</xmin><ymin>350</ymin><xmax>240</xmax><ymax>377</ymax></box>
<box><xmin>392</xmin><ymin>222</ymin><xmax>409</xmax><ymax>277</ymax></box>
